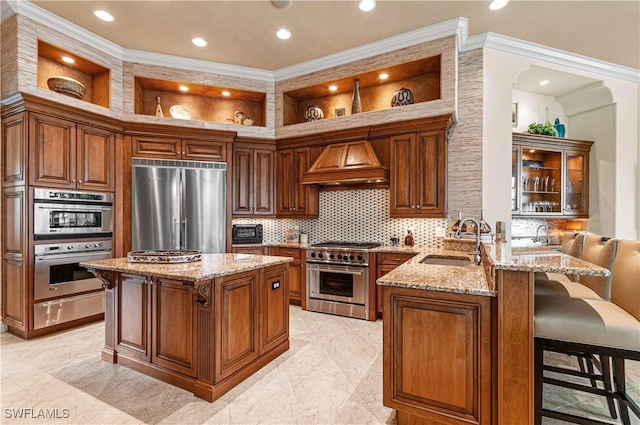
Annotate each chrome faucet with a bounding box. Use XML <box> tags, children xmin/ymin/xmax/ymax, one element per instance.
<box><xmin>536</xmin><ymin>225</ymin><xmax>549</xmax><ymax>245</ymax></box>
<box><xmin>454</xmin><ymin>217</ymin><xmax>482</xmax><ymax>265</ymax></box>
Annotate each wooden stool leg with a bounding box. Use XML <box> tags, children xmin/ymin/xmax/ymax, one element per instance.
<box><xmin>613</xmin><ymin>357</ymin><xmax>631</xmax><ymax>425</ymax></box>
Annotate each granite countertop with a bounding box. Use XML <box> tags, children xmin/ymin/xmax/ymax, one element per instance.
<box><xmin>376</xmin><ymin>247</ymin><xmax>494</xmax><ymax>297</ymax></box>
<box><xmin>483</xmin><ymin>242</ymin><xmax>611</xmax><ymax>276</ymax></box>
<box><xmin>81</xmin><ymin>253</ymin><xmax>294</xmax><ymax>283</ymax></box>
<box><xmin>232</xmin><ymin>242</ymin><xmax>424</xmax><ymax>253</ymax></box>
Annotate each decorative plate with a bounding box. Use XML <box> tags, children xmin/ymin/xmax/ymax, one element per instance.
<box><xmin>127</xmin><ymin>250</ymin><xmax>201</xmax><ymax>263</ymax></box>
<box><xmin>169</xmin><ymin>105</ymin><xmax>192</xmax><ymax>120</ymax></box>
<box><xmin>47</xmin><ymin>76</ymin><xmax>86</xmax><ymax>99</ymax></box>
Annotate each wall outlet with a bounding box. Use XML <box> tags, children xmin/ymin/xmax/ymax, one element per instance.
<box><xmin>435</xmin><ymin>228</ymin><xmax>446</xmax><ymax>237</ymax></box>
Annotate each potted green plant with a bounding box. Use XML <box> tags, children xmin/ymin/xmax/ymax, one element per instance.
<box><xmin>526</xmin><ymin>122</ymin><xmax>559</xmax><ymax>137</ymax></box>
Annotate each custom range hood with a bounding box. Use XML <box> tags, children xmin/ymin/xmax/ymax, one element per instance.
<box><xmin>302</xmin><ymin>140</ymin><xmax>388</xmax><ymax>186</ymax></box>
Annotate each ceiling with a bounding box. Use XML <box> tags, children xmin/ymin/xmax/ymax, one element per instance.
<box><xmin>22</xmin><ymin>0</ymin><xmax>640</xmax><ymax>73</ymax></box>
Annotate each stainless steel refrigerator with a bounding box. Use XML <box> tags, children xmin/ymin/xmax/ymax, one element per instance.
<box><xmin>131</xmin><ymin>158</ymin><xmax>226</xmax><ymax>253</ymax></box>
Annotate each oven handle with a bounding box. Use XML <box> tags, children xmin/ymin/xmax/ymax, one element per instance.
<box><xmin>307</xmin><ymin>262</ymin><xmax>367</xmax><ymax>274</ymax></box>
<box><xmin>36</xmin><ymin>250</ymin><xmax>112</xmax><ymax>263</ymax></box>
<box><xmin>37</xmin><ymin>205</ymin><xmax>112</xmax><ymax>211</ymax></box>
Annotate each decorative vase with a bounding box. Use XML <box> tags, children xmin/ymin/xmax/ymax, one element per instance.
<box><xmin>304</xmin><ymin>105</ymin><xmax>324</xmax><ymax>122</ymax></box>
<box><xmin>554</xmin><ymin>118</ymin><xmax>566</xmax><ymax>138</ymax></box>
<box><xmin>234</xmin><ymin>111</ymin><xmax>245</xmax><ymax>124</ymax></box>
<box><xmin>155</xmin><ymin>96</ymin><xmax>164</xmax><ymax>117</ymax></box>
<box><xmin>391</xmin><ymin>87</ymin><xmax>414</xmax><ymax>107</ymax></box>
<box><xmin>404</xmin><ymin>229</ymin><xmax>414</xmax><ymax>247</ymax></box>
<box><xmin>351</xmin><ymin>79</ymin><xmax>361</xmax><ymax>114</ymax></box>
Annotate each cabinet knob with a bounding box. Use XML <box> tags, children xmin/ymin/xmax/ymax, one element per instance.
<box><xmin>78</xmin><ymin>180</ymin><xmax>83</xmax><ymax>184</ymax></box>
<box><xmin>72</xmin><ymin>179</ymin><xmax>76</xmax><ymax>183</ymax></box>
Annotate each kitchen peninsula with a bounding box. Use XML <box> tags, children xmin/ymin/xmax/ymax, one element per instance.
<box><xmin>81</xmin><ymin>253</ymin><xmax>293</xmax><ymax>402</ymax></box>
<box><xmin>378</xmin><ymin>240</ymin><xmax>610</xmax><ymax>425</ymax></box>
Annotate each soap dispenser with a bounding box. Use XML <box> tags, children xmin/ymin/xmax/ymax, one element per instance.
<box><xmin>404</xmin><ymin>229</ymin><xmax>414</xmax><ymax>247</ymax></box>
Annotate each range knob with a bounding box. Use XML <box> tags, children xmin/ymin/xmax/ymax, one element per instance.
<box><xmin>357</xmin><ymin>255</ymin><xmax>363</xmax><ymax>261</ymax></box>
<box><xmin>85</xmin><ymin>244</ymin><xmax>91</xmax><ymax>249</ymax></box>
<box><xmin>67</xmin><ymin>245</ymin><xmax>74</xmax><ymax>250</ymax></box>
<box><xmin>337</xmin><ymin>254</ymin><xmax>343</xmax><ymax>259</ymax></box>
<box><xmin>94</xmin><ymin>243</ymin><xmax>102</xmax><ymax>248</ymax></box>
<box><xmin>318</xmin><ymin>253</ymin><xmax>324</xmax><ymax>259</ymax></box>
<box><xmin>349</xmin><ymin>255</ymin><xmax>355</xmax><ymax>260</ymax></box>
<box><xmin>311</xmin><ymin>252</ymin><xmax>316</xmax><ymax>258</ymax></box>
<box><xmin>329</xmin><ymin>254</ymin><xmax>335</xmax><ymax>259</ymax></box>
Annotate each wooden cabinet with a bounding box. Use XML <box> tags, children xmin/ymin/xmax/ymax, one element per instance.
<box><xmin>232</xmin><ymin>246</ymin><xmax>270</xmax><ymax>255</ymax></box>
<box><xmin>272</xmin><ymin>246</ymin><xmax>305</xmax><ymax>307</ymax></box>
<box><xmin>375</xmin><ymin>252</ymin><xmax>417</xmax><ymax>315</ymax></box>
<box><xmin>2</xmin><ymin>112</ymin><xmax>27</xmax><ymax>187</ymax></box>
<box><xmin>131</xmin><ymin>135</ymin><xmax>227</xmax><ymax>162</ymax></box>
<box><xmin>116</xmin><ymin>273</ymin><xmax>152</xmax><ymax>362</ymax></box>
<box><xmin>232</xmin><ymin>147</ymin><xmax>275</xmax><ymax>216</ymax></box>
<box><xmin>28</xmin><ymin>113</ymin><xmax>115</xmax><ymax>191</ymax></box>
<box><xmin>260</xmin><ymin>265</ymin><xmax>289</xmax><ymax>354</ymax></box>
<box><xmin>390</xmin><ymin>130</ymin><xmax>446</xmax><ymax>217</ymax></box>
<box><xmin>512</xmin><ymin>133</ymin><xmax>593</xmax><ymax>218</ymax></box>
<box><xmin>276</xmin><ymin>148</ymin><xmax>319</xmax><ymax>217</ymax></box>
<box><xmin>383</xmin><ymin>286</ymin><xmax>494</xmax><ymax>425</ymax></box>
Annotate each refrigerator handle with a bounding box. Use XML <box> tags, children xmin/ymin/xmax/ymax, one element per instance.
<box><xmin>181</xmin><ymin>219</ymin><xmax>187</xmax><ymax>250</ymax></box>
<box><xmin>173</xmin><ymin>218</ymin><xmax>181</xmax><ymax>250</ymax></box>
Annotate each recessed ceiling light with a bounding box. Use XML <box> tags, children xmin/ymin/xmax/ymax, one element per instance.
<box><xmin>221</xmin><ymin>90</ymin><xmax>231</xmax><ymax>97</ymax></box>
<box><xmin>93</xmin><ymin>10</ymin><xmax>114</xmax><ymax>22</ymax></box>
<box><xmin>61</xmin><ymin>56</ymin><xmax>75</xmax><ymax>64</ymax></box>
<box><xmin>276</xmin><ymin>28</ymin><xmax>291</xmax><ymax>40</ymax></box>
<box><xmin>359</xmin><ymin>0</ymin><xmax>376</xmax><ymax>12</ymax></box>
<box><xmin>539</xmin><ymin>80</ymin><xmax>550</xmax><ymax>86</ymax></box>
<box><xmin>179</xmin><ymin>85</ymin><xmax>189</xmax><ymax>92</ymax></box>
<box><xmin>269</xmin><ymin>0</ymin><xmax>292</xmax><ymax>10</ymax></box>
<box><xmin>488</xmin><ymin>0</ymin><xmax>509</xmax><ymax>10</ymax></box>
<box><xmin>329</xmin><ymin>85</ymin><xmax>338</xmax><ymax>92</ymax></box>
<box><xmin>379</xmin><ymin>73</ymin><xmax>389</xmax><ymax>80</ymax></box>
<box><xmin>192</xmin><ymin>37</ymin><xmax>207</xmax><ymax>47</ymax></box>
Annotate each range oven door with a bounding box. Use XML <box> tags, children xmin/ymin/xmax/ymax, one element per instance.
<box><xmin>34</xmin><ymin>250</ymin><xmax>111</xmax><ymax>301</ymax></box>
<box><xmin>307</xmin><ymin>262</ymin><xmax>368</xmax><ymax>305</ymax></box>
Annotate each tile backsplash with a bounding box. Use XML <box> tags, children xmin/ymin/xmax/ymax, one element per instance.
<box><xmin>233</xmin><ymin>188</ymin><xmax>447</xmax><ymax>247</ymax></box>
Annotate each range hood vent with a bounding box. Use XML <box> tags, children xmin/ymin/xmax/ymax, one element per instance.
<box><xmin>302</xmin><ymin>140</ymin><xmax>388</xmax><ymax>186</ymax></box>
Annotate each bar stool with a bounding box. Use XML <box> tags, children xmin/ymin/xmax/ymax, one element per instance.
<box><xmin>534</xmin><ymin>239</ymin><xmax>640</xmax><ymax>425</ymax></box>
<box><xmin>535</xmin><ymin>231</ymin><xmax>584</xmax><ymax>282</ymax></box>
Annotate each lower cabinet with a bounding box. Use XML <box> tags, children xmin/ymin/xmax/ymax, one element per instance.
<box><xmin>232</xmin><ymin>246</ymin><xmax>270</xmax><ymax>255</ymax></box>
<box><xmin>375</xmin><ymin>252</ymin><xmax>417</xmax><ymax>316</ymax></box>
<box><xmin>272</xmin><ymin>246</ymin><xmax>305</xmax><ymax>308</ymax></box>
<box><xmin>383</xmin><ymin>286</ymin><xmax>494</xmax><ymax>425</ymax></box>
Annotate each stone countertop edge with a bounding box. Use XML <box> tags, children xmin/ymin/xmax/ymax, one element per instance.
<box><xmin>483</xmin><ymin>242</ymin><xmax>611</xmax><ymax>276</ymax></box>
<box><xmin>81</xmin><ymin>253</ymin><xmax>294</xmax><ymax>284</ymax></box>
<box><xmin>375</xmin><ymin>247</ymin><xmax>495</xmax><ymax>297</ymax></box>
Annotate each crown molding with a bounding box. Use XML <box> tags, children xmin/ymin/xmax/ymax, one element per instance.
<box><xmin>1</xmin><ymin>0</ymin><xmax>16</xmax><ymax>22</ymax></box>
<box><xmin>274</xmin><ymin>17</ymin><xmax>469</xmax><ymax>82</ymax></box>
<box><xmin>123</xmin><ymin>49</ymin><xmax>274</xmax><ymax>82</ymax></box>
<box><xmin>464</xmin><ymin>32</ymin><xmax>640</xmax><ymax>83</ymax></box>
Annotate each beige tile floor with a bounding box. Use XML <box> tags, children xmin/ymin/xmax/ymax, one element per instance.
<box><xmin>1</xmin><ymin>305</ymin><xmax>638</xmax><ymax>425</ymax></box>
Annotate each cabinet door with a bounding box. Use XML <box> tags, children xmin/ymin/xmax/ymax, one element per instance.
<box><xmin>273</xmin><ymin>247</ymin><xmax>304</xmax><ymax>304</ymax></box>
<box><xmin>2</xmin><ymin>113</ymin><xmax>27</xmax><ymax>187</ymax></box>
<box><xmin>152</xmin><ymin>278</ymin><xmax>197</xmax><ymax>377</ymax></box>
<box><xmin>292</xmin><ymin>148</ymin><xmax>318</xmax><ymax>216</ymax></box>
<box><xmin>390</xmin><ymin>134</ymin><xmax>416</xmax><ymax>216</ymax></box>
<box><xmin>253</xmin><ymin>149</ymin><xmax>275</xmax><ymax>215</ymax></box>
<box><xmin>116</xmin><ymin>273</ymin><xmax>151</xmax><ymax>362</ymax></box>
<box><xmin>276</xmin><ymin>149</ymin><xmax>294</xmax><ymax>215</ymax></box>
<box><xmin>376</xmin><ymin>264</ymin><xmax>397</xmax><ymax>314</ymax></box>
<box><xmin>29</xmin><ymin>113</ymin><xmax>76</xmax><ymax>188</ymax></box>
<box><xmin>564</xmin><ymin>150</ymin><xmax>589</xmax><ymax>217</ymax></box>
<box><xmin>182</xmin><ymin>139</ymin><xmax>226</xmax><ymax>162</ymax></box>
<box><xmin>260</xmin><ymin>265</ymin><xmax>289</xmax><ymax>354</ymax></box>
<box><xmin>214</xmin><ymin>270</ymin><xmax>259</xmax><ymax>383</ymax></box>
<box><xmin>77</xmin><ymin>124</ymin><xmax>115</xmax><ymax>191</ymax></box>
<box><xmin>2</xmin><ymin>187</ymin><xmax>28</xmax><ymax>332</ymax></box>
<box><xmin>131</xmin><ymin>136</ymin><xmax>181</xmax><ymax>159</ymax></box>
<box><xmin>232</xmin><ymin>148</ymin><xmax>253</xmax><ymax>215</ymax></box>
<box><xmin>415</xmin><ymin>131</ymin><xmax>446</xmax><ymax>216</ymax></box>
<box><xmin>511</xmin><ymin>147</ymin><xmax>521</xmax><ymax>214</ymax></box>
<box><xmin>520</xmin><ymin>146</ymin><xmax>562</xmax><ymax>216</ymax></box>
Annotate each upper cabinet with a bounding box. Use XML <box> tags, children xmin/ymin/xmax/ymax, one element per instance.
<box><xmin>512</xmin><ymin>133</ymin><xmax>593</xmax><ymax>218</ymax></box>
<box><xmin>37</xmin><ymin>41</ymin><xmax>111</xmax><ymax>108</ymax></box>
<box><xmin>276</xmin><ymin>147</ymin><xmax>319</xmax><ymax>218</ymax></box>
<box><xmin>281</xmin><ymin>56</ymin><xmax>441</xmax><ymax>126</ymax></box>
<box><xmin>133</xmin><ymin>76</ymin><xmax>266</xmax><ymax>127</ymax></box>
<box><xmin>232</xmin><ymin>140</ymin><xmax>276</xmax><ymax>217</ymax></box>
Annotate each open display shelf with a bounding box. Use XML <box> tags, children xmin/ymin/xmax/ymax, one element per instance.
<box><xmin>134</xmin><ymin>77</ymin><xmax>266</xmax><ymax>127</ymax></box>
<box><xmin>282</xmin><ymin>55</ymin><xmax>441</xmax><ymax>126</ymax></box>
<box><xmin>37</xmin><ymin>40</ymin><xmax>110</xmax><ymax>108</ymax></box>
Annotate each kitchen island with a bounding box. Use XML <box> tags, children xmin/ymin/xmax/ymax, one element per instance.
<box><xmin>377</xmin><ymin>240</ymin><xmax>610</xmax><ymax>425</ymax></box>
<box><xmin>82</xmin><ymin>253</ymin><xmax>293</xmax><ymax>402</ymax></box>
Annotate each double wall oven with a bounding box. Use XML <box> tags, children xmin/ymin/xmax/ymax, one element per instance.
<box><xmin>306</xmin><ymin>242</ymin><xmax>380</xmax><ymax>320</ymax></box>
<box><xmin>32</xmin><ymin>189</ymin><xmax>113</xmax><ymax>330</ymax></box>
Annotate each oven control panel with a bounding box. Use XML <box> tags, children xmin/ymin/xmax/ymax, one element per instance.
<box><xmin>306</xmin><ymin>249</ymin><xmax>370</xmax><ymax>266</ymax></box>
<box><xmin>35</xmin><ymin>240</ymin><xmax>113</xmax><ymax>255</ymax></box>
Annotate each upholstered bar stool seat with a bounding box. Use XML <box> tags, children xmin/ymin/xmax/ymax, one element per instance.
<box><xmin>535</xmin><ymin>232</ymin><xmax>584</xmax><ymax>282</ymax></box>
<box><xmin>535</xmin><ymin>278</ymin><xmax>603</xmax><ymax>300</ymax></box>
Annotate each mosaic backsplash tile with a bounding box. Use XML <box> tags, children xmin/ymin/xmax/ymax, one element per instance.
<box><xmin>232</xmin><ymin>188</ymin><xmax>447</xmax><ymax>248</ymax></box>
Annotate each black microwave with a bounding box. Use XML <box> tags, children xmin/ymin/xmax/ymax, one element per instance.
<box><xmin>232</xmin><ymin>224</ymin><xmax>263</xmax><ymax>244</ymax></box>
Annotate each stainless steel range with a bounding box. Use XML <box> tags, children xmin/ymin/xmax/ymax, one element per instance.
<box><xmin>306</xmin><ymin>241</ymin><xmax>380</xmax><ymax>320</ymax></box>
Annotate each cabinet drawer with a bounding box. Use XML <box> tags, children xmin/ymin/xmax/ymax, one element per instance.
<box><xmin>377</xmin><ymin>252</ymin><xmax>416</xmax><ymax>265</ymax></box>
<box><xmin>272</xmin><ymin>247</ymin><xmax>302</xmax><ymax>259</ymax></box>
<box><xmin>132</xmin><ymin>136</ymin><xmax>181</xmax><ymax>159</ymax></box>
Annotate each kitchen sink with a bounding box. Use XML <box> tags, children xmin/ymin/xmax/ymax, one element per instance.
<box><xmin>419</xmin><ymin>255</ymin><xmax>471</xmax><ymax>267</ymax></box>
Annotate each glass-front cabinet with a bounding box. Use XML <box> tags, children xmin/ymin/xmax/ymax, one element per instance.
<box><xmin>512</xmin><ymin>133</ymin><xmax>593</xmax><ymax>218</ymax></box>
